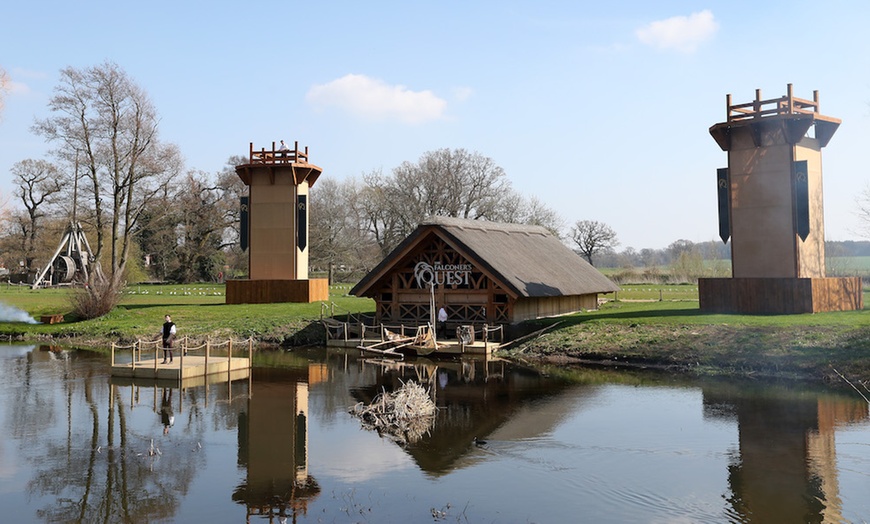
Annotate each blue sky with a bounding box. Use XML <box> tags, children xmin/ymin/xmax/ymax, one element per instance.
<box><xmin>2</xmin><ymin>1</ymin><xmax>870</xmax><ymax>250</ymax></box>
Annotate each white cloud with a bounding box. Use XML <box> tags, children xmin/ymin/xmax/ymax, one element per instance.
<box><xmin>636</xmin><ymin>10</ymin><xmax>719</xmax><ymax>53</ymax></box>
<box><xmin>452</xmin><ymin>86</ymin><xmax>474</xmax><ymax>102</ymax></box>
<box><xmin>306</xmin><ymin>74</ymin><xmax>447</xmax><ymax>124</ymax></box>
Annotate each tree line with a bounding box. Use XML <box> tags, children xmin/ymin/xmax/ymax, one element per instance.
<box><xmin>6</xmin><ymin>62</ymin><xmax>870</xmax><ymax>313</ymax></box>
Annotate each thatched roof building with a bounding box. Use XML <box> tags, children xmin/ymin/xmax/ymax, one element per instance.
<box><xmin>350</xmin><ymin>217</ymin><xmax>619</xmax><ymax>325</ymax></box>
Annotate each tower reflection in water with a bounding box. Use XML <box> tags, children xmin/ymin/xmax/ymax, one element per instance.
<box><xmin>704</xmin><ymin>383</ymin><xmax>868</xmax><ymax>523</ymax></box>
<box><xmin>233</xmin><ymin>367</ymin><xmax>320</xmax><ymax>523</ymax></box>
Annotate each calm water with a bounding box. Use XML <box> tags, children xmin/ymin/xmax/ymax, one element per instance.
<box><xmin>1</xmin><ymin>344</ymin><xmax>869</xmax><ymax>523</ymax></box>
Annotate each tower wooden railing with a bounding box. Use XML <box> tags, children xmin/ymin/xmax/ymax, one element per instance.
<box><xmin>726</xmin><ymin>83</ymin><xmax>820</xmax><ymax>122</ymax></box>
<box><xmin>248</xmin><ymin>141</ymin><xmax>309</xmax><ymax>165</ymax></box>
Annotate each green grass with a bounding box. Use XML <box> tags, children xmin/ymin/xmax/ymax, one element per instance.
<box><xmin>0</xmin><ymin>283</ymin><xmax>375</xmax><ymax>344</ymax></box>
<box><xmin>504</xmin><ymin>298</ymin><xmax>870</xmax><ymax>383</ymax></box>
<box><xmin>604</xmin><ymin>284</ymin><xmax>700</xmax><ymax>302</ymax></box>
<box><xmin>4</xmin><ymin>281</ymin><xmax>870</xmax><ymax>382</ymax></box>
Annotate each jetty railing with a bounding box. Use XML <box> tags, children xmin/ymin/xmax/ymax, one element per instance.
<box><xmin>321</xmin><ymin>318</ymin><xmax>504</xmax><ymax>344</ymax></box>
<box><xmin>111</xmin><ymin>337</ymin><xmax>255</xmax><ymax>368</ymax></box>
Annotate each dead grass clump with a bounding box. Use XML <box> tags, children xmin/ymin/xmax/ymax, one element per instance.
<box><xmin>69</xmin><ymin>278</ymin><xmax>123</xmax><ymax>320</ymax></box>
<box><xmin>349</xmin><ymin>380</ymin><xmax>436</xmax><ymax>447</ymax></box>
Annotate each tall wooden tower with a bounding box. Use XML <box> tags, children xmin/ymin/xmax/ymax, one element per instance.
<box><xmin>226</xmin><ymin>141</ymin><xmax>329</xmax><ymax>304</ymax></box>
<box><xmin>700</xmin><ymin>84</ymin><xmax>862</xmax><ymax>313</ymax></box>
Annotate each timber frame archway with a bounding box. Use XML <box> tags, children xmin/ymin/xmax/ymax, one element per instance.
<box><xmin>351</xmin><ymin>217</ymin><xmax>619</xmax><ymax>327</ymax></box>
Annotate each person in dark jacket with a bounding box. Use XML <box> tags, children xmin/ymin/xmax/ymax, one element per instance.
<box><xmin>160</xmin><ymin>315</ymin><xmax>176</xmax><ymax>364</ymax></box>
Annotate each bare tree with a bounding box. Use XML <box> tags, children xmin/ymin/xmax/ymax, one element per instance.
<box><xmin>0</xmin><ymin>66</ymin><xmax>8</xmax><ymax>118</ymax></box>
<box><xmin>10</xmin><ymin>159</ymin><xmax>62</xmax><ymax>269</ymax></box>
<box><xmin>310</xmin><ymin>178</ymin><xmax>351</xmax><ymax>283</ymax></box>
<box><xmin>32</xmin><ymin>61</ymin><xmax>182</xmax><ymax>291</ymax></box>
<box><xmin>570</xmin><ymin>219</ymin><xmax>619</xmax><ymax>266</ymax></box>
<box><xmin>496</xmin><ymin>192</ymin><xmax>565</xmax><ymax>237</ymax></box>
<box><xmin>359</xmin><ymin>169</ymin><xmax>409</xmax><ymax>257</ymax></box>
<box><xmin>856</xmin><ymin>184</ymin><xmax>870</xmax><ymax>239</ymax></box>
<box><xmin>171</xmin><ymin>171</ymin><xmax>228</xmax><ymax>283</ymax></box>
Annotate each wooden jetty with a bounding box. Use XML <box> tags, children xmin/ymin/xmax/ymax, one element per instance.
<box><xmin>110</xmin><ymin>337</ymin><xmax>253</xmax><ymax>381</ymax></box>
<box><xmin>322</xmin><ymin>318</ymin><xmax>502</xmax><ymax>358</ymax></box>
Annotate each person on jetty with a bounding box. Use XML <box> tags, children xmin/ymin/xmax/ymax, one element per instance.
<box><xmin>160</xmin><ymin>314</ymin><xmax>177</xmax><ymax>364</ymax></box>
<box><xmin>437</xmin><ymin>306</ymin><xmax>448</xmax><ymax>339</ymax></box>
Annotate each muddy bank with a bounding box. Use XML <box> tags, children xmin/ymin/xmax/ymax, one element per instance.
<box><xmin>500</xmin><ymin>323</ymin><xmax>870</xmax><ymax>383</ymax></box>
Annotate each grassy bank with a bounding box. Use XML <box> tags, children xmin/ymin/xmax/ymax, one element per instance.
<box><xmin>502</xmin><ymin>298</ymin><xmax>870</xmax><ymax>383</ymax></box>
<box><xmin>2</xmin><ymin>282</ymin><xmax>869</xmax><ymax>383</ymax></box>
<box><xmin>0</xmin><ymin>283</ymin><xmax>373</xmax><ymax>346</ymax></box>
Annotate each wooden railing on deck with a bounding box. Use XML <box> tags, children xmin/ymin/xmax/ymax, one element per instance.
<box><xmin>727</xmin><ymin>83</ymin><xmax>820</xmax><ymax>122</ymax></box>
<box><xmin>248</xmin><ymin>141</ymin><xmax>309</xmax><ymax>165</ymax></box>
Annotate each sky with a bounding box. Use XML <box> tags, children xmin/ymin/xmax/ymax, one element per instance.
<box><xmin>2</xmin><ymin>1</ymin><xmax>870</xmax><ymax>250</ymax></box>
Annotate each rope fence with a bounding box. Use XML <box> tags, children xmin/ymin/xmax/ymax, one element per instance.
<box><xmin>111</xmin><ymin>336</ymin><xmax>254</xmax><ymax>370</ymax></box>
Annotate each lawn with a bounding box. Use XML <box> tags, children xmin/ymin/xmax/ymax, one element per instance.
<box><xmin>0</xmin><ymin>283</ymin><xmax>374</xmax><ymax>344</ymax></box>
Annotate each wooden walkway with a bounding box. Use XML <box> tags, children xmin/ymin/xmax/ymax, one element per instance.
<box><xmin>110</xmin><ymin>337</ymin><xmax>253</xmax><ymax>382</ymax></box>
<box><xmin>322</xmin><ymin>318</ymin><xmax>503</xmax><ymax>356</ymax></box>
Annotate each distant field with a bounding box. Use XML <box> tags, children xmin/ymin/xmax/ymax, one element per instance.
<box><xmin>601</xmin><ymin>257</ymin><xmax>870</xmax><ymax>281</ymax></box>
<box><xmin>828</xmin><ymin>256</ymin><xmax>870</xmax><ymax>275</ymax></box>
<box><xmin>603</xmin><ymin>284</ymin><xmax>698</xmax><ymax>302</ymax></box>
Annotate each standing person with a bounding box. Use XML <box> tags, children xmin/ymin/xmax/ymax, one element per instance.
<box><xmin>278</xmin><ymin>139</ymin><xmax>290</xmax><ymax>151</ymax></box>
<box><xmin>437</xmin><ymin>306</ymin><xmax>448</xmax><ymax>339</ymax></box>
<box><xmin>160</xmin><ymin>314</ymin><xmax>176</xmax><ymax>364</ymax></box>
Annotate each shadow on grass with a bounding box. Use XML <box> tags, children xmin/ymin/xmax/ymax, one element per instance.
<box><xmin>526</xmin><ymin>306</ymin><xmax>707</xmax><ymax>329</ymax></box>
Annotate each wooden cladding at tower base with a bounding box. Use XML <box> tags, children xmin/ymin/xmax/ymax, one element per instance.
<box><xmin>226</xmin><ymin>279</ymin><xmax>329</xmax><ymax>304</ymax></box>
<box><xmin>698</xmin><ymin>277</ymin><xmax>863</xmax><ymax>314</ymax></box>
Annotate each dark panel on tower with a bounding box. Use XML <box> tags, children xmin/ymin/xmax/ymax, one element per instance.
<box><xmin>717</xmin><ymin>168</ymin><xmax>731</xmax><ymax>243</ymax></box>
<box><xmin>297</xmin><ymin>195</ymin><xmax>307</xmax><ymax>251</ymax></box>
<box><xmin>240</xmin><ymin>196</ymin><xmax>249</xmax><ymax>251</ymax></box>
<box><xmin>793</xmin><ymin>161</ymin><xmax>810</xmax><ymax>241</ymax></box>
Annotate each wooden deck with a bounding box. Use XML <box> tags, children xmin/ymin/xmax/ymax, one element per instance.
<box><xmin>328</xmin><ymin>337</ymin><xmax>499</xmax><ymax>356</ymax></box>
<box><xmin>322</xmin><ymin>319</ymin><xmax>503</xmax><ymax>357</ymax></box>
<box><xmin>110</xmin><ymin>338</ymin><xmax>253</xmax><ymax>382</ymax></box>
<box><xmin>111</xmin><ymin>355</ymin><xmax>252</xmax><ymax>381</ymax></box>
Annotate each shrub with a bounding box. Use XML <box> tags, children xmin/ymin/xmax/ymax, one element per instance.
<box><xmin>69</xmin><ymin>278</ymin><xmax>124</xmax><ymax>320</ymax></box>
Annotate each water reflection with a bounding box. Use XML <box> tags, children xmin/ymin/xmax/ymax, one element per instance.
<box><xmin>232</xmin><ymin>367</ymin><xmax>320</xmax><ymax>522</ymax></box>
<box><xmin>704</xmin><ymin>382</ymin><xmax>868</xmax><ymax>523</ymax></box>
<box><xmin>0</xmin><ymin>344</ymin><xmax>868</xmax><ymax>522</ymax></box>
<box><xmin>350</xmin><ymin>356</ymin><xmax>577</xmax><ymax>475</ymax></box>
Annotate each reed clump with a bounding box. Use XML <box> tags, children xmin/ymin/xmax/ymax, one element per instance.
<box><xmin>349</xmin><ymin>380</ymin><xmax>436</xmax><ymax>446</ymax></box>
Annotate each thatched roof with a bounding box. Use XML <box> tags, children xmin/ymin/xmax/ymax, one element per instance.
<box><xmin>351</xmin><ymin>216</ymin><xmax>619</xmax><ymax>298</ymax></box>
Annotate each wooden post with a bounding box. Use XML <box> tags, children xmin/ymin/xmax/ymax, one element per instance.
<box><xmin>206</xmin><ymin>338</ymin><xmax>210</xmax><ymax>371</ymax></box>
<box><xmin>111</xmin><ymin>342</ymin><xmax>115</xmax><ymax>367</ymax></box>
<box><xmin>248</xmin><ymin>337</ymin><xmax>253</xmax><ymax>365</ymax></box>
<box><xmin>726</xmin><ymin>93</ymin><xmax>732</xmax><ymax>121</ymax></box>
<box><xmin>180</xmin><ymin>337</ymin><xmax>184</xmax><ymax>369</ymax></box>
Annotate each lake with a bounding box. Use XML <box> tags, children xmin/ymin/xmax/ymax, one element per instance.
<box><xmin>1</xmin><ymin>344</ymin><xmax>869</xmax><ymax>523</ymax></box>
